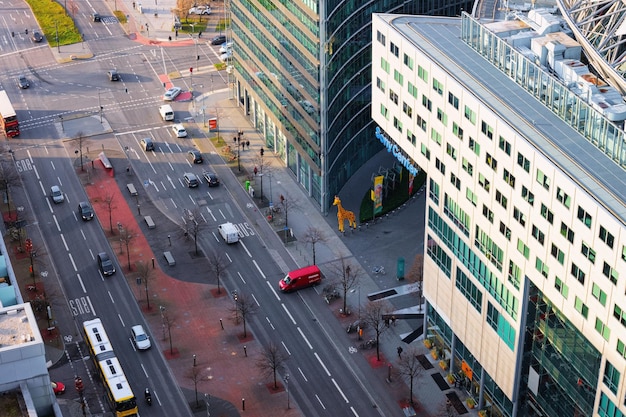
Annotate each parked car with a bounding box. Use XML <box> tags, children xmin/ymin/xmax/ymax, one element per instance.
<box><xmin>203</xmin><ymin>171</ymin><xmax>219</xmax><ymax>186</ymax></box>
<box><xmin>131</xmin><ymin>325</ymin><xmax>151</xmax><ymax>350</ymax></box>
<box><xmin>183</xmin><ymin>173</ymin><xmax>200</xmax><ymax>188</ymax></box>
<box><xmin>172</xmin><ymin>124</ymin><xmax>188</xmax><ymax>138</ymax></box>
<box><xmin>31</xmin><ymin>31</ymin><xmax>43</xmax><ymax>42</ymax></box>
<box><xmin>219</xmin><ymin>42</ymin><xmax>233</xmax><ymax>54</ymax></box>
<box><xmin>77</xmin><ymin>202</ymin><xmax>94</xmax><ymax>221</ymax></box>
<box><xmin>188</xmin><ymin>150</ymin><xmax>203</xmax><ymax>164</ymax></box>
<box><xmin>92</xmin><ymin>13</ymin><xmax>101</xmax><ymax>22</ymax></box>
<box><xmin>107</xmin><ymin>70</ymin><xmax>119</xmax><ymax>81</ymax></box>
<box><xmin>97</xmin><ymin>252</ymin><xmax>116</xmax><ymax>276</ymax></box>
<box><xmin>51</xmin><ymin>381</ymin><xmax>65</xmax><ymax>395</ymax></box>
<box><xmin>50</xmin><ymin>185</ymin><xmax>64</xmax><ymax>203</ymax></box>
<box><xmin>210</xmin><ymin>35</ymin><xmax>226</xmax><ymax>45</ymax></box>
<box><xmin>17</xmin><ymin>75</ymin><xmax>29</xmax><ymax>89</ymax></box>
<box><xmin>163</xmin><ymin>86</ymin><xmax>182</xmax><ymax>101</ymax></box>
<box><xmin>219</xmin><ymin>51</ymin><xmax>232</xmax><ymax>62</ymax></box>
<box><xmin>189</xmin><ymin>6</ymin><xmax>211</xmax><ymax>14</ymax></box>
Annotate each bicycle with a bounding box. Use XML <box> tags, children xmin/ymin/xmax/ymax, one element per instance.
<box><xmin>372</xmin><ymin>266</ymin><xmax>386</xmax><ymax>275</ymax></box>
<box><xmin>359</xmin><ymin>339</ymin><xmax>377</xmax><ymax>349</ymax></box>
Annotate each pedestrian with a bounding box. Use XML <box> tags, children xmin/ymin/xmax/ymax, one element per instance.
<box><xmin>397</xmin><ymin>346</ymin><xmax>403</xmax><ymax>358</ymax></box>
<box><xmin>391</xmin><ymin>315</ymin><xmax>397</xmax><ymax>326</ymax></box>
<box><xmin>358</xmin><ymin>327</ymin><xmax>363</xmax><ymax>340</ymax></box>
<box><xmin>246</xmin><ymin>140</ymin><xmax>250</xmax><ymax>149</ymax></box>
<box><xmin>175</xmin><ymin>29</ymin><xmax>178</xmax><ymax>38</ymax></box>
<box><xmin>385</xmin><ymin>318</ymin><xmax>390</xmax><ymax>327</ymax></box>
<box><xmin>168</xmin><ymin>36</ymin><xmax>172</xmax><ymax>41</ymax></box>
<box><xmin>198</xmin><ymin>31</ymin><xmax>202</xmax><ymax>38</ymax></box>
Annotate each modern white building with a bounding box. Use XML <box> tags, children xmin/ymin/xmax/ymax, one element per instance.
<box><xmin>372</xmin><ymin>10</ymin><xmax>626</xmax><ymax>417</ymax></box>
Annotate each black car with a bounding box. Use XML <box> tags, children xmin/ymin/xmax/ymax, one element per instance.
<box><xmin>203</xmin><ymin>171</ymin><xmax>220</xmax><ymax>187</ymax></box>
<box><xmin>31</xmin><ymin>31</ymin><xmax>43</xmax><ymax>43</ymax></box>
<box><xmin>17</xmin><ymin>75</ymin><xmax>29</xmax><ymax>89</ymax></box>
<box><xmin>92</xmin><ymin>13</ymin><xmax>101</xmax><ymax>22</ymax></box>
<box><xmin>107</xmin><ymin>70</ymin><xmax>119</xmax><ymax>81</ymax></box>
<box><xmin>77</xmin><ymin>202</ymin><xmax>94</xmax><ymax>221</ymax></box>
<box><xmin>210</xmin><ymin>35</ymin><xmax>226</xmax><ymax>45</ymax></box>
<box><xmin>188</xmin><ymin>150</ymin><xmax>203</xmax><ymax>164</ymax></box>
<box><xmin>97</xmin><ymin>252</ymin><xmax>116</xmax><ymax>276</ymax></box>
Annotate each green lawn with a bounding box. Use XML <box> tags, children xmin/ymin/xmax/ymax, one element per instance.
<box><xmin>26</xmin><ymin>0</ymin><xmax>82</xmax><ymax>45</ymax></box>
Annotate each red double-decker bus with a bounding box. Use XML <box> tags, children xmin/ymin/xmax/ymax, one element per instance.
<box><xmin>0</xmin><ymin>90</ymin><xmax>19</xmax><ymax>138</ymax></box>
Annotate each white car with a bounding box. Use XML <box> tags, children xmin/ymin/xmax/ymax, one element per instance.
<box><xmin>219</xmin><ymin>42</ymin><xmax>233</xmax><ymax>54</ymax></box>
<box><xmin>131</xmin><ymin>325</ymin><xmax>151</xmax><ymax>350</ymax></box>
<box><xmin>172</xmin><ymin>124</ymin><xmax>188</xmax><ymax>138</ymax></box>
<box><xmin>163</xmin><ymin>87</ymin><xmax>182</xmax><ymax>101</ymax></box>
<box><xmin>50</xmin><ymin>185</ymin><xmax>64</xmax><ymax>204</ymax></box>
<box><xmin>220</xmin><ymin>51</ymin><xmax>233</xmax><ymax>62</ymax></box>
<box><xmin>189</xmin><ymin>6</ymin><xmax>211</xmax><ymax>14</ymax></box>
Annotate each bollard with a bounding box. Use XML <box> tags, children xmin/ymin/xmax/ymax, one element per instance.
<box><xmin>242</xmin><ymin>398</ymin><xmax>245</xmax><ymax>411</ymax></box>
<box><xmin>219</xmin><ymin>318</ymin><xmax>224</xmax><ymax>330</ymax></box>
<box><xmin>152</xmin><ymin>258</ymin><xmax>155</xmax><ymax>269</ymax></box>
<box><xmin>243</xmin><ymin>345</ymin><xmax>247</xmax><ymax>357</ymax></box>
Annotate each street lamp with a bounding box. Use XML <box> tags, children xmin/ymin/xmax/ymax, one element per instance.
<box><xmin>234</xmin><ymin>130</ymin><xmax>243</xmax><ymax>171</ymax></box>
<box><xmin>285</xmin><ymin>374</ymin><xmax>290</xmax><ymax>409</ymax></box>
<box><xmin>97</xmin><ymin>90</ymin><xmax>103</xmax><ymax>123</ymax></box>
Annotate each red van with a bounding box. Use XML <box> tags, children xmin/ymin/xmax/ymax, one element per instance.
<box><xmin>279</xmin><ymin>265</ymin><xmax>322</xmax><ymax>292</ymax></box>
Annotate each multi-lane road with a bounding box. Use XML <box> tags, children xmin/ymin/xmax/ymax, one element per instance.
<box><xmin>2</xmin><ymin>3</ymin><xmax>407</xmax><ymax>417</ymax></box>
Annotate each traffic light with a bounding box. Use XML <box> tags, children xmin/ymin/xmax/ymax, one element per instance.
<box><xmin>189</xmin><ymin>67</ymin><xmax>193</xmax><ymax>73</ymax></box>
<box><xmin>260</xmin><ymin>148</ymin><xmax>264</xmax><ymax>156</ymax></box>
<box><xmin>25</xmin><ymin>238</ymin><xmax>33</xmax><ymax>253</ymax></box>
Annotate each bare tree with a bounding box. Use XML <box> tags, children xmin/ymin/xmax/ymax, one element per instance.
<box><xmin>361</xmin><ymin>300</ymin><xmax>392</xmax><ymax>361</ymax></box>
<box><xmin>160</xmin><ymin>305</ymin><xmax>175</xmax><ymax>354</ymax></box>
<box><xmin>256</xmin><ymin>342</ymin><xmax>288</xmax><ymax>389</ymax></box>
<box><xmin>302</xmin><ymin>226</ymin><xmax>326</xmax><ymax>265</ymax></box>
<box><xmin>73</xmin><ymin>131</ymin><xmax>86</xmax><ymax>171</ymax></box>
<box><xmin>207</xmin><ymin>249</ymin><xmax>228</xmax><ymax>294</ymax></box>
<box><xmin>135</xmin><ymin>261</ymin><xmax>153</xmax><ymax>310</ymax></box>
<box><xmin>101</xmin><ymin>193</ymin><xmax>116</xmax><ymax>233</ymax></box>
<box><xmin>396</xmin><ymin>346</ymin><xmax>423</xmax><ymax>407</ymax></box>
<box><xmin>330</xmin><ymin>256</ymin><xmax>358</xmax><ymax>315</ymax></box>
<box><xmin>188</xmin><ymin>359</ymin><xmax>204</xmax><ymax>408</ymax></box>
<box><xmin>120</xmin><ymin>226</ymin><xmax>135</xmax><ymax>271</ymax></box>
<box><xmin>229</xmin><ymin>292</ymin><xmax>258</xmax><ymax>338</ymax></box>
<box><xmin>253</xmin><ymin>154</ymin><xmax>271</xmax><ymax>202</ymax></box>
<box><xmin>184</xmin><ymin>208</ymin><xmax>206</xmax><ymax>256</ymax></box>
<box><xmin>278</xmin><ymin>193</ymin><xmax>297</xmax><ymax>229</ymax></box>
<box><xmin>0</xmin><ymin>146</ymin><xmax>21</xmax><ymax>221</ymax></box>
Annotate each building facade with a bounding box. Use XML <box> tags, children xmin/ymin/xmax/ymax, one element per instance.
<box><xmin>372</xmin><ymin>11</ymin><xmax>626</xmax><ymax>417</ymax></box>
<box><xmin>228</xmin><ymin>0</ymin><xmax>473</xmax><ymax>211</ymax></box>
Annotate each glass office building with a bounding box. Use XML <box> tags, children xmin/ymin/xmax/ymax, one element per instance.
<box><xmin>229</xmin><ymin>0</ymin><xmax>473</xmax><ymax>211</ymax></box>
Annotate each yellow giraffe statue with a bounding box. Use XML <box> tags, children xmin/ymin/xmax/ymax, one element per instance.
<box><xmin>333</xmin><ymin>196</ymin><xmax>357</xmax><ymax>233</ymax></box>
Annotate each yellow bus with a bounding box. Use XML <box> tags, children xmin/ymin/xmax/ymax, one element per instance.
<box><xmin>83</xmin><ymin>318</ymin><xmax>138</xmax><ymax>417</ymax></box>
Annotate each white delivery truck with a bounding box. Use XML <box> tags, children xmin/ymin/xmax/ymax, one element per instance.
<box><xmin>218</xmin><ymin>222</ymin><xmax>239</xmax><ymax>244</ymax></box>
<box><xmin>159</xmin><ymin>104</ymin><xmax>174</xmax><ymax>121</ymax></box>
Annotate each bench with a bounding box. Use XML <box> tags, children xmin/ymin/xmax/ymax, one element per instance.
<box><xmin>127</xmin><ymin>183</ymin><xmax>138</xmax><ymax>196</ymax></box>
<box><xmin>99</xmin><ymin>152</ymin><xmax>113</xmax><ymax>169</ymax></box>
<box><xmin>144</xmin><ymin>216</ymin><xmax>155</xmax><ymax>229</ymax></box>
<box><xmin>163</xmin><ymin>251</ymin><xmax>175</xmax><ymax>266</ymax></box>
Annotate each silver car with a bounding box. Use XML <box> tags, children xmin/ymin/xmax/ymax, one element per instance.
<box><xmin>50</xmin><ymin>185</ymin><xmax>64</xmax><ymax>203</ymax></box>
<box><xmin>163</xmin><ymin>87</ymin><xmax>182</xmax><ymax>101</ymax></box>
<box><xmin>131</xmin><ymin>325</ymin><xmax>151</xmax><ymax>350</ymax></box>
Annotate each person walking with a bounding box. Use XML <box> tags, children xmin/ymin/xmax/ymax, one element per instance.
<box><xmin>397</xmin><ymin>346</ymin><xmax>403</xmax><ymax>358</ymax></box>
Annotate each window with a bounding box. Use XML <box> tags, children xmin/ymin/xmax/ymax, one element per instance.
<box><xmin>393</xmin><ymin>117</ymin><xmax>402</xmax><ymax>132</ymax></box>
<box><xmin>571</xmin><ymin>262</ymin><xmax>585</xmax><ymax>284</ymax></box>
<box><xmin>393</xmin><ymin>69</ymin><xmax>404</xmax><ymax>86</ymax></box>
<box><xmin>592</xmin><ymin>283</ymin><xmax>607</xmax><ymax>306</ymax></box>
<box><xmin>466</xmin><ymin>188</ymin><xmax>477</xmax><ymax>206</ymax></box>
<box><xmin>540</xmin><ymin>203</ymin><xmax>554</xmax><ymax>224</ymax></box>
<box><xmin>481</xmin><ymin>121</ymin><xmax>494</xmax><ymax>140</ymax></box>
<box><xmin>422</xmin><ymin>95</ymin><xmax>432</xmax><ymax>111</ymax></box>
<box><xmin>614</xmin><ymin>305</ymin><xmax>626</xmax><ymax>327</ymax></box>
<box><xmin>603</xmin><ymin>262</ymin><xmax>618</xmax><ymax>285</ymax></box>
<box><xmin>603</xmin><ymin>361</ymin><xmax>620</xmax><ymax>394</ymax></box>
<box><xmin>503</xmin><ymin>169</ymin><xmax>515</xmax><ymax>187</ymax></box>
<box><xmin>560</xmin><ymin>222</ymin><xmax>574</xmax><ymax>243</ymax></box>
<box><xmin>535</xmin><ymin>257</ymin><xmax>549</xmax><ymax>278</ymax></box>
<box><xmin>469</xmin><ymin>137</ymin><xmax>480</xmax><ymax>156</ymax></box>
<box><xmin>390</xmin><ymin>42</ymin><xmax>399</xmax><ymax>57</ymax></box>
<box><xmin>517</xmin><ymin>239</ymin><xmax>529</xmax><ymax>259</ymax></box>
<box><xmin>464</xmin><ymin>106</ymin><xmax>476</xmax><ymax>124</ymax></box>
<box><xmin>581</xmin><ymin>242</ymin><xmax>596</xmax><ymax>264</ymax></box>
<box><xmin>577</xmin><ymin>206</ymin><xmax>592</xmax><ymax>228</ymax></box>
<box><xmin>402</xmin><ymin>102</ymin><xmax>413</xmax><ymax>118</ymax></box>
<box><xmin>446</xmin><ymin>143</ymin><xmax>457</xmax><ymax>160</ymax></box>
<box><xmin>435</xmin><ymin>158</ymin><xmax>445</xmax><ymax>175</ymax></box>
<box><xmin>551</xmin><ymin>244</ymin><xmax>565</xmax><ymax>265</ymax></box>
<box><xmin>376</xmin><ymin>31</ymin><xmax>386</xmax><ymax>46</ymax></box>
<box><xmin>574</xmin><ymin>296</ymin><xmax>588</xmax><ymax>318</ymax></box>
<box><xmin>531</xmin><ymin>225</ymin><xmax>545</xmax><ymax>245</ymax></box>
<box><xmin>482</xmin><ymin>205</ymin><xmax>494</xmax><ymax>223</ymax></box>
<box><xmin>420</xmin><ymin>143</ymin><xmax>430</xmax><ymax>160</ymax></box>
<box><xmin>389</xmin><ymin>90</ymin><xmax>398</xmax><ymax>105</ymax></box>
<box><xmin>486</xmin><ymin>153</ymin><xmax>497</xmax><ymax>170</ymax></box>
<box><xmin>432</xmin><ymin>78</ymin><xmax>443</xmax><ymax>95</ymax></box>
<box><xmin>448</xmin><ymin>92</ymin><xmax>459</xmax><ymax>109</ymax></box>
<box><xmin>403</xmin><ymin>53</ymin><xmax>413</xmax><ymax>69</ymax></box>
<box><xmin>596</xmin><ymin>319</ymin><xmax>611</xmax><ymax>343</ymax></box>
<box><xmin>556</xmin><ymin>187</ymin><xmax>571</xmax><ymax>209</ymax></box>
<box><xmin>622</xmin><ymin>245</ymin><xmax>626</xmax><ymax>262</ymax></box>
<box><xmin>495</xmin><ymin>190</ymin><xmax>507</xmax><ymax>209</ymax></box>
<box><xmin>429</xmin><ymin>178</ymin><xmax>439</xmax><ymax>204</ymax></box>
<box><xmin>381</xmin><ymin>57</ymin><xmax>390</xmax><ymax>73</ymax></box>
<box><xmin>555</xmin><ymin>277</ymin><xmax>568</xmax><ymax>298</ymax></box>
<box><xmin>452</xmin><ymin>122</ymin><xmax>463</xmax><ymax>140</ymax></box>
<box><xmin>408</xmin><ymin>82</ymin><xmax>418</xmax><ymax>98</ymax></box>
<box><xmin>536</xmin><ymin>169</ymin><xmax>550</xmax><ymax>190</ymax></box>
<box><xmin>416</xmin><ymin>114</ymin><xmax>426</xmax><ymax>131</ymax></box>
<box><xmin>450</xmin><ymin>172</ymin><xmax>460</xmax><ymax>190</ymax></box>
<box><xmin>462</xmin><ymin>158</ymin><xmax>473</xmax><ymax>176</ymax></box>
<box><xmin>380</xmin><ymin>104</ymin><xmax>388</xmax><ymax>119</ymax></box>
<box><xmin>437</xmin><ymin>108</ymin><xmax>448</xmax><ymax>126</ymax></box>
<box><xmin>508</xmin><ymin>260</ymin><xmax>520</xmax><ymax>288</ymax></box>
<box><xmin>498</xmin><ymin>136</ymin><xmax>511</xmax><ymax>155</ymax></box>
<box><xmin>486</xmin><ymin>303</ymin><xmax>499</xmax><ymax>330</ymax></box>
<box><xmin>521</xmin><ymin>186</ymin><xmax>534</xmax><ymax>206</ymax></box>
<box><xmin>618</xmin><ymin>339</ymin><xmax>626</xmax><ymax>359</ymax></box>
<box><xmin>478</xmin><ymin>173</ymin><xmax>490</xmax><ymax>192</ymax></box>
<box><xmin>517</xmin><ymin>152</ymin><xmax>530</xmax><ymax>172</ymax></box>
<box><xmin>406</xmin><ymin>130</ymin><xmax>416</xmax><ymax>146</ymax></box>
<box><xmin>500</xmin><ymin>222</ymin><xmax>511</xmax><ymax>241</ymax></box>
<box><xmin>599</xmin><ymin>226</ymin><xmax>615</xmax><ymax>249</ymax></box>
<box><xmin>376</xmin><ymin>77</ymin><xmax>385</xmax><ymax>92</ymax></box>
<box><xmin>513</xmin><ymin>207</ymin><xmax>526</xmax><ymax>226</ymax></box>
<box><xmin>418</xmin><ymin>65</ymin><xmax>428</xmax><ymax>82</ymax></box>
<box><xmin>455</xmin><ymin>268</ymin><xmax>482</xmax><ymax>312</ymax></box>
<box><xmin>430</xmin><ymin>128</ymin><xmax>442</xmax><ymax>145</ymax></box>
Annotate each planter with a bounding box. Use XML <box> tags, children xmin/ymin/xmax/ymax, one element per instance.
<box><xmin>446</xmin><ymin>374</ymin><xmax>456</xmax><ymax>384</ymax></box>
<box><xmin>466</xmin><ymin>398</ymin><xmax>476</xmax><ymax>409</ymax></box>
<box><xmin>439</xmin><ymin>360</ymin><xmax>448</xmax><ymax>370</ymax></box>
<box><xmin>424</xmin><ymin>339</ymin><xmax>433</xmax><ymax>349</ymax></box>
<box><xmin>430</xmin><ymin>349</ymin><xmax>439</xmax><ymax>360</ymax></box>
<box><xmin>478</xmin><ymin>410</ymin><xmax>488</xmax><ymax>417</ymax></box>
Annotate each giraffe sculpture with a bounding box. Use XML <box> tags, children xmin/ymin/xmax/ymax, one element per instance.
<box><xmin>333</xmin><ymin>196</ymin><xmax>357</xmax><ymax>233</ymax></box>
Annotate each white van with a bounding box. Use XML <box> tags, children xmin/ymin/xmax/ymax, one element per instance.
<box><xmin>159</xmin><ymin>104</ymin><xmax>174</xmax><ymax>121</ymax></box>
<box><xmin>218</xmin><ymin>222</ymin><xmax>239</xmax><ymax>244</ymax></box>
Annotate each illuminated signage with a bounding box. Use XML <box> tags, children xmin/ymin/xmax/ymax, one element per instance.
<box><xmin>375</xmin><ymin>127</ymin><xmax>419</xmax><ymax>176</ymax></box>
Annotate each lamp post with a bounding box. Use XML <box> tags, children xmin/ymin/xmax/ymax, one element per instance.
<box><xmin>285</xmin><ymin>374</ymin><xmax>290</xmax><ymax>409</ymax></box>
<box><xmin>55</xmin><ymin>21</ymin><xmax>59</xmax><ymax>52</ymax></box>
<box><xmin>234</xmin><ymin>130</ymin><xmax>243</xmax><ymax>171</ymax></box>
<box><xmin>97</xmin><ymin>90</ymin><xmax>103</xmax><ymax>123</ymax></box>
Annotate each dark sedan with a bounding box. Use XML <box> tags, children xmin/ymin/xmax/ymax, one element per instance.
<box><xmin>210</xmin><ymin>35</ymin><xmax>226</xmax><ymax>45</ymax></box>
